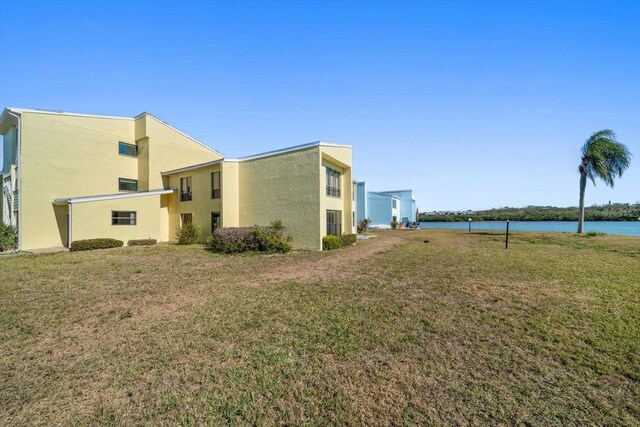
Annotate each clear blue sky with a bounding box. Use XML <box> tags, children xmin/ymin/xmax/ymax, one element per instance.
<box><xmin>1</xmin><ymin>0</ymin><xmax>638</xmax><ymax>211</ymax></box>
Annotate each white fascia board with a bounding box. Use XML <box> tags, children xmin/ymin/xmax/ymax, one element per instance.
<box><xmin>161</xmin><ymin>159</ymin><xmax>224</xmax><ymax>176</ymax></box>
<box><xmin>7</xmin><ymin>107</ymin><xmax>133</xmax><ymax>120</ymax></box>
<box><xmin>54</xmin><ymin>188</ymin><xmax>176</xmax><ymax>205</ymax></box>
<box><xmin>227</xmin><ymin>141</ymin><xmax>352</xmax><ymax>163</ymax></box>
<box><xmin>377</xmin><ymin>189</ymin><xmax>414</xmax><ymax>194</ymax></box>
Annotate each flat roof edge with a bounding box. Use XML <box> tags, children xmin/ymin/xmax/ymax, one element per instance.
<box><xmin>54</xmin><ymin>188</ymin><xmax>175</xmax><ymax>204</ymax></box>
<box><xmin>232</xmin><ymin>141</ymin><xmax>351</xmax><ymax>162</ymax></box>
<box><xmin>161</xmin><ymin>159</ymin><xmax>223</xmax><ymax>175</ymax></box>
<box><xmin>7</xmin><ymin>107</ymin><xmax>133</xmax><ymax>120</ymax></box>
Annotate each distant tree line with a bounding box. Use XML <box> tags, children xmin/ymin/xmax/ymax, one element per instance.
<box><xmin>419</xmin><ymin>203</ymin><xmax>640</xmax><ymax>222</ymax></box>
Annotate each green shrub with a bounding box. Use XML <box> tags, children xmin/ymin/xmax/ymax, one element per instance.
<box><xmin>357</xmin><ymin>218</ymin><xmax>371</xmax><ymax>234</ymax></box>
<box><xmin>175</xmin><ymin>224</ymin><xmax>200</xmax><ymax>245</ymax></box>
<box><xmin>390</xmin><ymin>220</ymin><xmax>399</xmax><ymax>229</ymax></box>
<box><xmin>205</xmin><ymin>220</ymin><xmax>292</xmax><ymax>254</ymax></box>
<box><xmin>340</xmin><ymin>234</ymin><xmax>357</xmax><ymax>246</ymax></box>
<box><xmin>127</xmin><ymin>239</ymin><xmax>157</xmax><ymax>246</ymax></box>
<box><xmin>0</xmin><ymin>223</ymin><xmax>17</xmax><ymax>252</ymax></box>
<box><xmin>70</xmin><ymin>238</ymin><xmax>123</xmax><ymax>252</ymax></box>
<box><xmin>322</xmin><ymin>235</ymin><xmax>342</xmax><ymax>250</ymax></box>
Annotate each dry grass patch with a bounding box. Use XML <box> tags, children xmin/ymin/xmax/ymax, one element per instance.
<box><xmin>1</xmin><ymin>230</ymin><xmax>638</xmax><ymax>425</ymax></box>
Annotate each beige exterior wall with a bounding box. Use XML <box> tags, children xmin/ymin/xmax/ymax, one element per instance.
<box><xmin>2</xmin><ymin>107</ymin><xmax>353</xmax><ymax>251</ymax></box>
<box><xmin>165</xmin><ymin>164</ymin><xmax>222</xmax><ymax>242</ymax></box>
<box><xmin>221</xmin><ymin>161</ymin><xmax>240</xmax><ymax>227</ymax></box>
<box><xmin>135</xmin><ymin>115</ymin><xmax>222</xmax><ymax>190</ymax></box>
<box><xmin>71</xmin><ymin>196</ymin><xmax>164</xmax><ymax>243</ymax></box>
<box><xmin>319</xmin><ymin>145</ymin><xmax>354</xmax><ymax>243</ymax></box>
<box><xmin>162</xmin><ymin>144</ymin><xmax>354</xmax><ymax>251</ymax></box>
<box><xmin>12</xmin><ymin>111</ymin><xmax>221</xmax><ymax>250</ymax></box>
<box><xmin>237</xmin><ymin>147</ymin><xmax>321</xmax><ymax>250</ymax></box>
<box><xmin>19</xmin><ymin>113</ymin><xmax>137</xmax><ymax>250</ymax></box>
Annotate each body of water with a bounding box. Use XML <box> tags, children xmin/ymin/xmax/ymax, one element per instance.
<box><xmin>419</xmin><ymin>221</ymin><xmax>640</xmax><ymax>236</ymax></box>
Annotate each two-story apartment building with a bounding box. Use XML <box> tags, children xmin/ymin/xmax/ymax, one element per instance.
<box><xmin>356</xmin><ymin>182</ymin><xmax>417</xmax><ymax>227</ymax></box>
<box><xmin>0</xmin><ymin>107</ymin><xmax>354</xmax><ymax>251</ymax></box>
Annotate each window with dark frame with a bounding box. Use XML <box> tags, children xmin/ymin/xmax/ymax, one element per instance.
<box><xmin>118</xmin><ymin>141</ymin><xmax>138</xmax><ymax>157</ymax></box>
<box><xmin>180</xmin><ymin>177</ymin><xmax>192</xmax><ymax>201</ymax></box>
<box><xmin>211</xmin><ymin>171</ymin><xmax>221</xmax><ymax>199</ymax></box>
<box><xmin>112</xmin><ymin>211</ymin><xmax>136</xmax><ymax>225</ymax></box>
<box><xmin>326</xmin><ymin>209</ymin><xmax>342</xmax><ymax>236</ymax></box>
<box><xmin>211</xmin><ymin>212</ymin><xmax>221</xmax><ymax>233</ymax></box>
<box><xmin>326</xmin><ymin>167</ymin><xmax>341</xmax><ymax>197</ymax></box>
<box><xmin>392</xmin><ymin>199</ymin><xmax>397</xmax><ymax>209</ymax></box>
<box><xmin>119</xmin><ymin>178</ymin><xmax>138</xmax><ymax>192</ymax></box>
<box><xmin>181</xmin><ymin>213</ymin><xmax>193</xmax><ymax>226</ymax></box>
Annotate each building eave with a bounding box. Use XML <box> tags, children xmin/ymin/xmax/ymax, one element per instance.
<box><xmin>161</xmin><ymin>159</ymin><xmax>224</xmax><ymax>176</ymax></box>
<box><xmin>53</xmin><ymin>188</ymin><xmax>176</xmax><ymax>205</ymax></box>
<box><xmin>6</xmin><ymin>107</ymin><xmax>133</xmax><ymax>120</ymax></box>
<box><xmin>227</xmin><ymin>141</ymin><xmax>351</xmax><ymax>163</ymax></box>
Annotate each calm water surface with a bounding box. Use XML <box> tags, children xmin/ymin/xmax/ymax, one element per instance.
<box><xmin>419</xmin><ymin>221</ymin><xmax>640</xmax><ymax>236</ymax></box>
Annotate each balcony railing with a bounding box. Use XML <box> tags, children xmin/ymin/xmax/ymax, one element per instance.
<box><xmin>326</xmin><ymin>186</ymin><xmax>341</xmax><ymax>197</ymax></box>
<box><xmin>180</xmin><ymin>192</ymin><xmax>192</xmax><ymax>202</ymax></box>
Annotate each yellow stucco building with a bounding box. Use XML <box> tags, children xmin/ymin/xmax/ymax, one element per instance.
<box><xmin>1</xmin><ymin>107</ymin><xmax>355</xmax><ymax>251</ymax></box>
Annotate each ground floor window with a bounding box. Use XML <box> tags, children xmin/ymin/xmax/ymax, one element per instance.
<box><xmin>118</xmin><ymin>178</ymin><xmax>138</xmax><ymax>192</ymax></box>
<box><xmin>112</xmin><ymin>211</ymin><xmax>136</xmax><ymax>225</ymax></box>
<box><xmin>181</xmin><ymin>213</ymin><xmax>193</xmax><ymax>226</ymax></box>
<box><xmin>211</xmin><ymin>212</ymin><xmax>221</xmax><ymax>233</ymax></box>
<box><xmin>326</xmin><ymin>209</ymin><xmax>342</xmax><ymax>236</ymax></box>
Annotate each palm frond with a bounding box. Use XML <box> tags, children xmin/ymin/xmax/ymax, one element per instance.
<box><xmin>580</xmin><ymin>129</ymin><xmax>632</xmax><ymax>188</ymax></box>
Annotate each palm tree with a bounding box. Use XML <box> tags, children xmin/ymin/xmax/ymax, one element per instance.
<box><xmin>577</xmin><ymin>130</ymin><xmax>632</xmax><ymax>233</ymax></box>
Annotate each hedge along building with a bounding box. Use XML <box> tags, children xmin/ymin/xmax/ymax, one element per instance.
<box><xmin>0</xmin><ymin>107</ymin><xmax>354</xmax><ymax>251</ymax></box>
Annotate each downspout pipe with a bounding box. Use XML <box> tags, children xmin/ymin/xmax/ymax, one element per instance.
<box><xmin>6</xmin><ymin>110</ymin><xmax>21</xmax><ymax>252</ymax></box>
<box><xmin>68</xmin><ymin>202</ymin><xmax>72</xmax><ymax>248</ymax></box>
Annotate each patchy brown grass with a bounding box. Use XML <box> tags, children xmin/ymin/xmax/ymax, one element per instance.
<box><xmin>0</xmin><ymin>230</ymin><xmax>638</xmax><ymax>425</ymax></box>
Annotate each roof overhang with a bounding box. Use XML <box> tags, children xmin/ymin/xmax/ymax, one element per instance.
<box><xmin>53</xmin><ymin>188</ymin><xmax>176</xmax><ymax>205</ymax></box>
<box><xmin>161</xmin><ymin>159</ymin><xmax>223</xmax><ymax>176</ymax></box>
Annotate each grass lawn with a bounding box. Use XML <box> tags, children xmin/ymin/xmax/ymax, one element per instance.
<box><xmin>1</xmin><ymin>230</ymin><xmax>638</xmax><ymax>425</ymax></box>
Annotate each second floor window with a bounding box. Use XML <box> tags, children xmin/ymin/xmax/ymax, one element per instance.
<box><xmin>119</xmin><ymin>178</ymin><xmax>138</xmax><ymax>192</ymax></box>
<box><xmin>392</xmin><ymin>199</ymin><xmax>397</xmax><ymax>209</ymax></box>
<box><xmin>326</xmin><ymin>167</ymin><xmax>341</xmax><ymax>197</ymax></box>
<box><xmin>211</xmin><ymin>171</ymin><xmax>221</xmax><ymax>199</ymax></box>
<box><xmin>180</xmin><ymin>177</ymin><xmax>192</xmax><ymax>201</ymax></box>
<box><xmin>119</xmin><ymin>141</ymin><xmax>138</xmax><ymax>157</ymax></box>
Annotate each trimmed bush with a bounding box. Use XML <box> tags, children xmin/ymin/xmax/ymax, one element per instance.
<box><xmin>0</xmin><ymin>223</ymin><xmax>17</xmax><ymax>252</ymax></box>
<box><xmin>70</xmin><ymin>238</ymin><xmax>123</xmax><ymax>252</ymax></box>
<box><xmin>390</xmin><ymin>220</ymin><xmax>399</xmax><ymax>229</ymax></box>
<box><xmin>340</xmin><ymin>234</ymin><xmax>357</xmax><ymax>246</ymax></box>
<box><xmin>322</xmin><ymin>235</ymin><xmax>342</xmax><ymax>250</ymax></box>
<box><xmin>175</xmin><ymin>224</ymin><xmax>200</xmax><ymax>245</ymax></box>
<box><xmin>205</xmin><ymin>220</ymin><xmax>292</xmax><ymax>254</ymax></box>
<box><xmin>323</xmin><ymin>233</ymin><xmax>357</xmax><ymax>250</ymax></box>
<box><xmin>127</xmin><ymin>239</ymin><xmax>157</xmax><ymax>246</ymax></box>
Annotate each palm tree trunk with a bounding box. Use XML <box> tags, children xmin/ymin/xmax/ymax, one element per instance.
<box><xmin>577</xmin><ymin>171</ymin><xmax>587</xmax><ymax>233</ymax></box>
